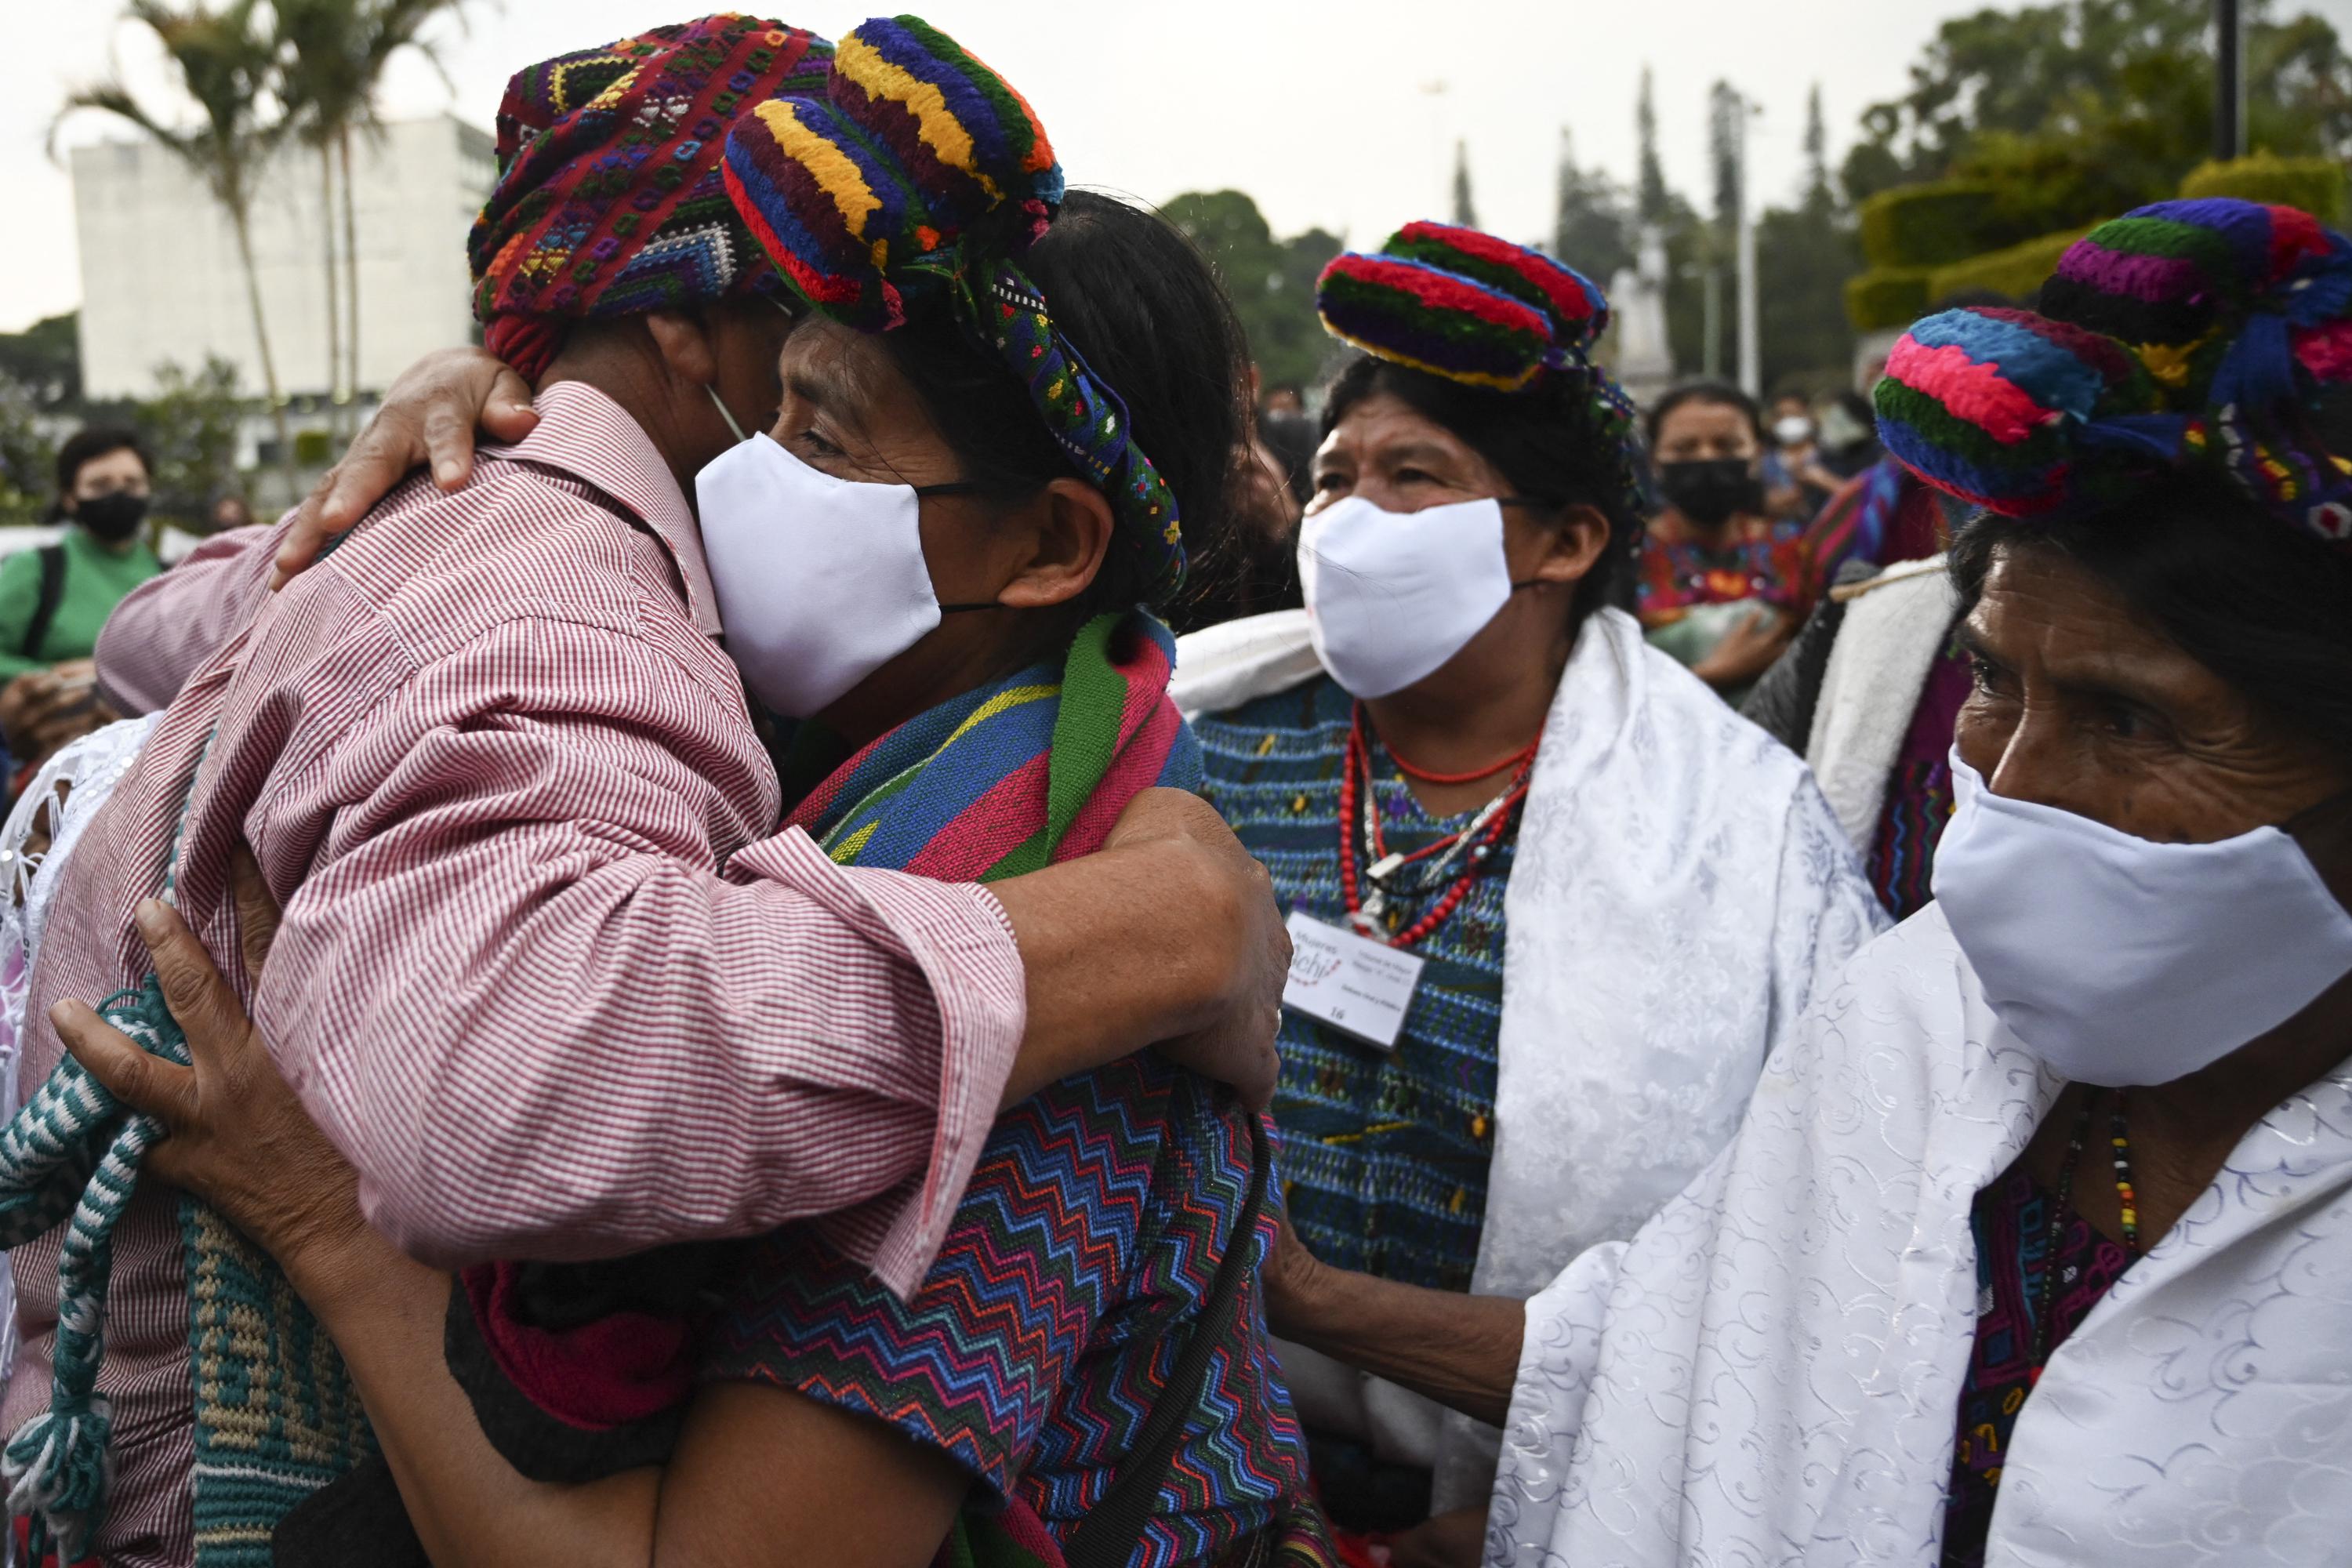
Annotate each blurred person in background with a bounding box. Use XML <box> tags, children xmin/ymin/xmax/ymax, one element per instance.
<box><xmin>207</xmin><ymin>492</ymin><xmax>253</xmax><ymax>532</ymax></box>
<box><xmin>1633</xmin><ymin>383</ymin><xmax>1806</xmax><ymax>699</ymax></box>
<box><xmin>1815</xmin><ymin>388</ymin><xmax>1886</xmax><ymax>478</ymax></box>
<box><xmin>1761</xmin><ymin>388</ymin><xmax>1839</xmax><ymax>520</ymax></box>
<box><xmin>1748</xmin><ymin>459</ymin><xmax>1974</xmax><ymax>920</ymax></box>
<box><xmin>1172</xmin><ymin>426</ymin><xmax>1304</xmax><ymax>633</ymax></box>
<box><xmin>1176</xmin><ymin>223</ymin><xmax>1882</xmax><ymax>1566</ymax></box>
<box><xmin>0</xmin><ymin>427</ymin><xmax>159</xmax><ymax>783</ymax></box>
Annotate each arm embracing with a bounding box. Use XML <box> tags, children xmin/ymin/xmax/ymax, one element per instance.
<box><xmin>252</xmin><ymin>615</ymin><xmax>1025</xmax><ymax>1290</ymax></box>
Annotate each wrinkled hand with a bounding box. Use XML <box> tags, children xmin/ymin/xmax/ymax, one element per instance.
<box><xmin>1104</xmin><ymin>788</ymin><xmax>1287</xmax><ymax>1111</ymax></box>
<box><xmin>53</xmin><ymin>847</ymin><xmax>366</xmax><ymax>1286</ymax></box>
<box><xmin>1694</xmin><ymin>606</ymin><xmax>1797</xmax><ymax>691</ymax></box>
<box><xmin>273</xmin><ymin>348</ymin><xmax>538</xmax><ymax>587</ymax></box>
<box><xmin>0</xmin><ymin>660</ymin><xmax>111</xmax><ymax>768</ymax></box>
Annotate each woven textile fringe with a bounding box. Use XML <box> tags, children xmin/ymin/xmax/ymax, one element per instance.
<box><xmin>0</xmin><ymin>727</ymin><xmax>374</xmax><ymax>1563</ymax></box>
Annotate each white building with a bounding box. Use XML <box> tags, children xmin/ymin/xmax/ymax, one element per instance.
<box><xmin>72</xmin><ymin>115</ymin><xmax>497</xmax><ymax>405</ymax></box>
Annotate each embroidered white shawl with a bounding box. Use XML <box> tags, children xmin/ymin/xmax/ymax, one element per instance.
<box><xmin>1174</xmin><ymin>608</ymin><xmax>1888</xmax><ymax>1508</ymax></box>
<box><xmin>1494</xmin><ymin>904</ymin><xmax>2352</xmax><ymax>1566</ymax></box>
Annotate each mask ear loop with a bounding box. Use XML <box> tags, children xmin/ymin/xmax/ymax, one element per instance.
<box><xmin>909</xmin><ymin>480</ymin><xmax>1006</xmax><ymax>614</ymax></box>
<box><xmin>1496</xmin><ymin>495</ymin><xmax>1574</xmax><ymax>593</ymax></box>
<box><xmin>706</xmin><ymin>384</ymin><xmax>752</xmax><ymax>445</ymax></box>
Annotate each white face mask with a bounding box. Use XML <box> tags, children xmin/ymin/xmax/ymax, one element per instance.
<box><xmin>1773</xmin><ymin>415</ymin><xmax>1816</xmax><ymax>448</ymax></box>
<box><xmin>1298</xmin><ymin>494</ymin><xmax>1519</xmax><ymax>699</ymax></box>
<box><xmin>695</xmin><ymin>418</ymin><xmax>985</xmax><ymax>720</ymax></box>
<box><xmin>1932</xmin><ymin>748</ymin><xmax>2352</xmax><ymax>1086</ymax></box>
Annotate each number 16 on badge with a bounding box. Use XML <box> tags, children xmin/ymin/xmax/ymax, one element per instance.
<box><xmin>1282</xmin><ymin>909</ymin><xmax>1426</xmax><ymax>1052</ymax></box>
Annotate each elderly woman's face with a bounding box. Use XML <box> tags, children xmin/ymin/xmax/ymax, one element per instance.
<box><xmin>1955</xmin><ymin>542</ymin><xmax>2350</xmax><ymax>843</ymax></box>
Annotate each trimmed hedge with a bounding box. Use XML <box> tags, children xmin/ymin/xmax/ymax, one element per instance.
<box><xmin>1845</xmin><ymin>267</ymin><xmax>1936</xmax><ymax>332</ymax></box>
<box><xmin>1857</xmin><ymin>181</ymin><xmax>2002</xmax><ymax>270</ymax></box>
<box><xmin>2179</xmin><ymin>154</ymin><xmax>2348</xmax><ymax>227</ymax></box>
<box><xmin>292</xmin><ymin>428</ymin><xmax>335</xmax><ymax>467</ymax></box>
<box><xmin>1926</xmin><ymin>227</ymin><xmax>2092</xmax><ymax>310</ymax></box>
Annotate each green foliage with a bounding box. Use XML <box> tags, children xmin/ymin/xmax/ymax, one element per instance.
<box><xmin>136</xmin><ymin>358</ymin><xmax>254</xmax><ymax>529</ymax></box>
<box><xmin>1636</xmin><ymin>67</ymin><xmax>1671</xmax><ymax>223</ymax></box>
<box><xmin>1163</xmin><ymin>191</ymin><xmax>1343</xmax><ymax>397</ymax></box>
<box><xmin>1926</xmin><ymin>228</ymin><xmax>2092</xmax><ymax>308</ymax></box>
<box><xmin>2180</xmin><ymin>153</ymin><xmax>2349</xmax><ymax>223</ymax></box>
<box><xmin>1553</xmin><ymin>129</ymin><xmax>1635</xmax><ymax>285</ymax></box>
<box><xmin>274</xmin><ymin>0</ymin><xmax>462</xmax><ymax>142</ymax></box>
<box><xmin>1842</xmin><ymin>0</ymin><xmax>2352</xmax><ymax>228</ymax></box>
<box><xmin>0</xmin><ymin>386</ymin><xmax>53</xmax><ymax>530</ymax></box>
<box><xmin>1857</xmin><ymin>181</ymin><xmax>2002</xmax><ymax>269</ymax></box>
<box><xmin>1846</xmin><ymin>267</ymin><xmax>1936</xmax><ymax>332</ymax></box>
<box><xmin>1759</xmin><ymin>202</ymin><xmax>1864</xmax><ymax>391</ymax></box>
<box><xmin>0</xmin><ymin>315</ymin><xmax>82</xmax><ymax>410</ymax></box>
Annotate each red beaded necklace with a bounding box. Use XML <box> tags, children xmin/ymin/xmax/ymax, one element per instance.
<box><xmin>1338</xmin><ymin>705</ymin><xmax>1537</xmax><ymax>949</ymax></box>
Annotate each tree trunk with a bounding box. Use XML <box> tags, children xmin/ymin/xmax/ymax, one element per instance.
<box><xmin>319</xmin><ymin>143</ymin><xmax>343</xmax><ymax>436</ymax></box>
<box><xmin>230</xmin><ymin>201</ymin><xmax>299</xmax><ymax>498</ymax></box>
<box><xmin>340</xmin><ymin>126</ymin><xmax>361</xmax><ymax>419</ymax></box>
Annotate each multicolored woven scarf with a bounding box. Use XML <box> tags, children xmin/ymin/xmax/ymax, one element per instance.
<box><xmin>470</xmin><ymin>14</ymin><xmax>835</xmax><ymax>380</ymax></box>
<box><xmin>1878</xmin><ymin>198</ymin><xmax>2352</xmax><ymax>545</ymax></box>
<box><xmin>788</xmin><ymin>611</ymin><xmax>1193</xmax><ymax>872</ymax></box>
<box><xmin>719</xmin><ymin>16</ymin><xmax>1188</xmax><ymax>598</ymax></box>
<box><xmin>1313</xmin><ymin>222</ymin><xmax>1649</xmax><ymax>521</ymax></box>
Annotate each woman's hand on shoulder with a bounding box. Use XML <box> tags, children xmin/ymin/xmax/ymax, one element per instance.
<box><xmin>1260</xmin><ymin>1203</ymin><xmax>1334</xmax><ymax>1342</ymax></box>
<box><xmin>50</xmin><ymin>845</ymin><xmax>378</xmax><ymax>1300</ymax></box>
<box><xmin>272</xmin><ymin>348</ymin><xmax>539</xmax><ymax>588</ymax></box>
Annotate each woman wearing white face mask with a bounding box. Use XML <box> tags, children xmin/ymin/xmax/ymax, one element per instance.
<box><xmin>1171</xmin><ymin>223</ymin><xmax>1886</xmax><ymax>1563</ymax></box>
<box><xmin>1250</xmin><ymin>198</ymin><xmax>2352</xmax><ymax>1568</ymax></box>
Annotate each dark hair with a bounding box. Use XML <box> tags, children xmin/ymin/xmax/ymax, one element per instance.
<box><xmin>1948</xmin><ymin>470</ymin><xmax>2352</xmax><ymax>760</ymax></box>
<box><xmin>1321</xmin><ymin>353</ymin><xmax>1639</xmax><ymax>626</ymax></box>
<box><xmin>54</xmin><ymin>425</ymin><xmax>148</xmax><ymax>500</ymax></box>
<box><xmin>876</xmin><ymin>190</ymin><xmax>1248</xmax><ymax>619</ymax></box>
<box><xmin>1644</xmin><ymin>381</ymin><xmax>1763</xmax><ymax>448</ymax></box>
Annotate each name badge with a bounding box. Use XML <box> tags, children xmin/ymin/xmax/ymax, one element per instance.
<box><xmin>1282</xmin><ymin>910</ymin><xmax>1426</xmax><ymax>1052</ymax></box>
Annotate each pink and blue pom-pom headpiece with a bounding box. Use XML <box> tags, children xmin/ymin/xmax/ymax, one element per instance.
<box><xmin>1315</xmin><ymin>222</ymin><xmax>1646</xmax><ymax>517</ymax></box>
<box><xmin>1878</xmin><ymin>197</ymin><xmax>2352</xmax><ymax>546</ymax></box>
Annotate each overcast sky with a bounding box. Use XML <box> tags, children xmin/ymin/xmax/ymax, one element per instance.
<box><xmin>10</xmin><ymin>0</ymin><xmax>2352</xmax><ymax>333</ymax></box>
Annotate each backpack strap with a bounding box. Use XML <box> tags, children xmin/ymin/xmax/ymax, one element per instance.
<box><xmin>20</xmin><ymin>544</ymin><xmax>66</xmax><ymax>662</ymax></box>
<box><xmin>1062</xmin><ymin>1112</ymin><xmax>1272</xmax><ymax>1568</ymax></box>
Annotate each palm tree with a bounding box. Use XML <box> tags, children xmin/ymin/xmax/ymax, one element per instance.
<box><xmin>276</xmin><ymin>0</ymin><xmax>467</xmax><ymax>429</ymax></box>
<box><xmin>57</xmin><ymin>0</ymin><xmax>299</xmax><ymax>491</ymax></box>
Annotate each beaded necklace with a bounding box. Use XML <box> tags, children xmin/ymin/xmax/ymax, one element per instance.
<box><xmin>1338</xmin><ymin>705</ymin><xmax>1536</xmax><ymax>949</ymax></box>
<box><xmin>2032</xmin><ymin>1087</ymin><xmax>2141</xmax><ymax>1380</ymax></box>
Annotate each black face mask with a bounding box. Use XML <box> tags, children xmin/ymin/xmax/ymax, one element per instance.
<box><xmin>1655</xmin><ymin>458</ymin><xmax>1762</xmax><ymax>527</ymax></box>
<box><xmin>74</xmin><ymin>492</ymin><xmax>149</xmax><ymax>543</ymax></box>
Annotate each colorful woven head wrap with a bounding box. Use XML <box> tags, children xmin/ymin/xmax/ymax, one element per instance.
<box><xmin>719</xmin><ymin>16</ymin><xmax>1187</xmax><ymax>598</ymax></box>
<box><xmin>469</xmin><ymin>15</ymin><xmax>835</xmax><ymax>382</ymax></box>
<box><xmin>1314</xmin><ymin>223</ymin><xmax>1647</xmax><ymax>517</ymax></box>
<box><xmin>1878</xmin><ymin>198</ymin><xmax>2352</xmax><ymax>544</ymax></box>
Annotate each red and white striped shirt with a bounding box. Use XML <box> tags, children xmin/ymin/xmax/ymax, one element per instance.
<box><xmin>10</xmin><ymin>382</ymin><xmax>1027</xmax><ymax>1566</ymax></box>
